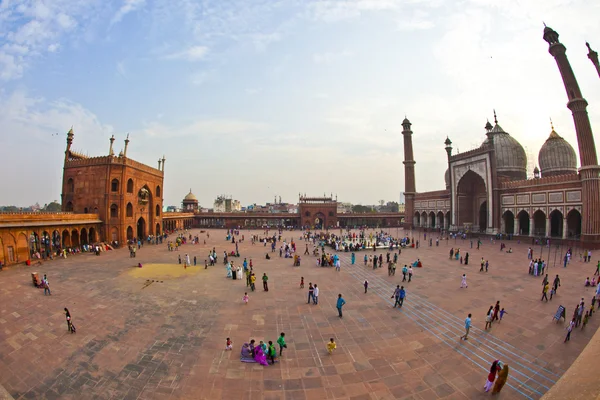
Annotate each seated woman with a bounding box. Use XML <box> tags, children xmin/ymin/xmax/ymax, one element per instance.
<box><xmin>506</xmin><ymin>248</ymin><xmax>513</xmax><ymax>253</ymax></box>
<box><xmin>585</xmin><ymin>277</ymin><xmax>591</xmax><ymax>287</ymax></box>
<box><xmin>240</xmin><ymin>343</ymin><xmax>256</xmax><ymax>363</ymax></box>
<box><xmin>265</xmin><ymin>253</ymin><xmax>271</xmax><ymax>260</ymax></box>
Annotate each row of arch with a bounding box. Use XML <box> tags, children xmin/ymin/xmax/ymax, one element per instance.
<box><xmin>66</xmin><ymin>178</ymin><xmax>162</xmax><ymax>198</ymax></box>
<box><xmin>163</xmin><ymin>219</ymin><xmax>194</xmax><ymax>232</ymax></box>
<box><xmin>414</xmin><ymin>211</ymin><xmax>451</xmax><ymax>230</ymax></box>
<box><xmin>502</xmin><ymin>209</ymin><xmax>582</xmax><ymax>238</ymax></box>
<box><xmin>0</xmin><ymin>226</ymin><xmax>100</xmax><ymax>265</ymax></box>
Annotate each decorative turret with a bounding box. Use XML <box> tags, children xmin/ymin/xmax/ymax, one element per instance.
<box><xmin>109</xmin><ymin>135</ymin><xmax>115</xmax><ymax>156</ymax></box>
<box><xmin>444</xmin><ymin>136</ymin><xmax>452</xmax><ymax>159</ymax></box>
<box><xmin>124</xmin><ymin>134</ymin><xmax>130</xmax><ymax>158</ymax></box>
<box><xmin>161</xmin><ymin>155</ymin><xmax>166</xmax><ymax>172</ymax></box>
<box><xmin>65</xmin><ymin>127</ymin><xmax>74</xmax><ymax>162</ymax></box>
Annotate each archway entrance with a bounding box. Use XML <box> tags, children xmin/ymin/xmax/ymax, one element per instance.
<box><xmin>549</xmin><ymin>210</ymin><xmax>563</xmax><ymax>238</ymax></box>
<box><xmin>314</xmin><ymin>213</ymin><xmax>325</xmax><ymax>230</ymax></box>
<box><xmin>71</xmin><ymin>230</ymin><xmax>80</xmax><ymax>247</ymax></box>
<box><xmin>517</xmin><ymin>211</ymin><xmax>530</xmax><ymax>235</ymax></box>
<box><xmin>89</xmin><ymin>228</ymin><xmax>97</xmax><ymax>243</ymax></box>
<box><xmin>566</xmin><ymin>209</ymin><xmax>582</xmax><ymax>238</ymax></box>
<box><xmin>156</xmin><ymin>223</ymin><xmax>161</xmax><ymax>235</ymax></box>
<box><xmin>421</xmin><ymin>212</ymin><xmax>427</xmax><ymax>228</ymax></box>
<box><xmin>127</xmin><ymin>226</ymin><xmax>134</xmax><ymax>241</ymax></box>
<box><xmin>533</xmin><ymin>210</ymin><xmax>546</xmax><ymax>236</ymax></box>
<box><xmin>81</xmin><ymin>228</ymin><xmax>88</xmax><ymax>245</ymax></box>
<box><xmin>503</xmin><ymin>211</ymin><xmax>515</xmax><ymax>234</ymax></box>
<box><xmin>456</xmin><ymin>170</ymin><xmax>487</xmax><ymax>231</ymax></box>
<box><xmin>137</xmin><ymin>217</ymin><xmax>146</xmax><ymax>240</ymax></box>
<box><xmin>479</xmin><ymin>201</ymin><xmax>488</xmax><ymax>232</ymax></box>
<box><xmin>437</xmin><ymin>212</ymin><xmax>444</xmax><ymax>230</ymax></box>
<box><xmin>429</xmin><ymin>212</ymin><xmax>436</xmax><ymax>228</ymax></box>
<box><xmin>414</xmin><ymin>212</ymin><xmax>420</xmax><ymax>227</ymax></box>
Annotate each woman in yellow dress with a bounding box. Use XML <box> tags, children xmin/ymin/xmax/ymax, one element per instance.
<box><xmin>492</xmin><ymin>363</ymin><xmax>509</xmax><ymax>394</ymax></box>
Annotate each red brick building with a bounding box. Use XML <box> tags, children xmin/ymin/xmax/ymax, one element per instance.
<box><xmin>61</xmin><ymin>130</ymin><xmax>165</xmax><ymax>244</ymax></box>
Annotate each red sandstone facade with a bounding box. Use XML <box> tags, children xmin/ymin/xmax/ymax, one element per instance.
<box><xmin>61</xmin><ymin>131</ymin><xmax>165</xmax><ymax>244</ymax></box>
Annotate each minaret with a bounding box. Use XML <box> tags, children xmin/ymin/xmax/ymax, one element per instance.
<box><xmin>544</xmin><ymin>26</ymin><xmax>600</xmax><ymax>243</ymax></box>
<box><xmin>586</xmin><ymin>42</ymin><xmax>600</xmax><ymax>78</ymax></box>
<box><xmin>161</xmin><ymin>155</ymin><xmax>166</xmax><ymax>172</ymax></box>
<box><xmin>65</xmin><ymin>127</ymin><xmax>74</xmax><ymax>163</ymax></box>
<box><xmin>402</xmin><ymin>117</ymin><xmax>416</xmax><ymax>229</ymax></box>
<box><xmin>444</xmin><ymin>137</ymin><xmax>453</xmax><ymax>228</ymax></box>
<box><xmin>123</xmin><ymin>134</ymin><xmax>130</xmax><ymax>158</ymax></box>
<box><xmin>109</xmin><ymin>135</ymin><xmax>115</xmax><ymax>156</ymax></box>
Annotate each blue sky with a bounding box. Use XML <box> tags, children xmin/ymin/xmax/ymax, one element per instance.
<box><xmin>1</xmin><ymin>0</ymin><xmax>599</xmax><ymax>208</ymax></box>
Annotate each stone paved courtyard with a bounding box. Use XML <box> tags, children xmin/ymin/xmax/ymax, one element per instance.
<box><xmin>0</xmin><ymin>229</ymin><xmax>598</xmax><ymax>400</ymax></box>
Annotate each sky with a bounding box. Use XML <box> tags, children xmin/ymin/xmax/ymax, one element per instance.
<box><xmin>1</xmin><ymin>0</ymin><xmax>599</xmax><ymax>209</ymax></box>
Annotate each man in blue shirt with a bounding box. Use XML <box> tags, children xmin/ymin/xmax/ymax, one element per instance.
<box><xmin>460</xmin><ymin>313</ymin><xmax>472</xmax><ymax>340</ymax></box>
<box><xmin>336</xmin><ymin>294</ymin><xmax>346</xmax><ymax>318</ymax></box>
<box><xmin>391</xmin><ymin>285</ymin><xmax>406</xmax><ymax>308</ymax></box>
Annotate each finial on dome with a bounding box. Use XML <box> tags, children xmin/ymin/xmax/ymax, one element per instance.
<box><xmin>493</xmin><ymin>109</ymin><xmax>498</xmax><ymax>125</ymax></box>
<box><xmin>550</xmin><ymin>117</ymin><xmax>554</xmax><ymax>131</ymax></box>
<box><xmin>485</xmin><ymin>119</ymin><xmax>493</xmax><ymax>131</ymax></box>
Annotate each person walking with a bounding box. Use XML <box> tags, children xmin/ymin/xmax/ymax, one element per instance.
<box><xmin>262</xmin><ymin>273</ymin><xmax>269</xmax><ymax>291</ymax></box>
<box><xmin>277</xmin><ymin>332</ymin><xmax>287</xmax><ymax>356</ymax></box>
<box><xmin>392</xmin><ymin>285</ymin><xmax>402</xmax><ymax>308</ymax></box>
<box><xmin>408</xmin><ymin>266</ymin><xmax>413</xmax><ymax>282</ymax></box>
<box><xmin>313</xmin><ymin>284</ymin><xmax>319</xmax><ymax>305</ymax></box>
<box><xmin>565</xmin><ymin>318</ymin><xmax>575</xmax><ymax>342</ymax></box>
<box><xmin>402</xmin><ymin>265</ymin><xmax>408</xmax><ymax>282</ymax></box>
<box><xmin>308</xmin><ymin>283</ymin><xmax>314</xmax><ymax>304</ymax></box>
<box><xmin>364</xmin><ymin>280</ymin><xmax>368</xmax><ymax>293</ymax></box>
<box><xmin>553</xmin><ymin>274</ymin><xmax>561</xmax><ymax>293</ymax></box>
<box><xmin>460</xmin><ymin>274</ymin><xmax>468</xmax><ymax>288</ymax></box>
<box><xmin>64</xmin><ymin>308</ymin><xmax>73</xmax><ymax>333</ymax></box>
<box><xmin>336</xmin><ymin>294</ymin><xmax>346</xmax><ymax>318</ymax></box>
<box><xmin>541</xmin><ymin>282</ymin><xmax>549</xmax><ymax>302</ymax></box>
<box><xmin>460</xmin><ymin>313</ymin><xmax>472</xmax><ymax>340</ymax></box>
<box><xmin>43</xmin><ymin>276</ymin><xmax>51</xmax><ymax>295</ymax></box>
<box><xmin>485</xmin><ymin>306</ymin><xmax>494</xmax><ymax>330</ymax></box>
<box><xmin>491</xmin><ymin>363</ymin><xmax>509</xmax><ymax>394</ymax></box>
<box><xmin>351</xmin><ymin>252</ymin><xmax>355</xmax><ymax>265</ymax></box>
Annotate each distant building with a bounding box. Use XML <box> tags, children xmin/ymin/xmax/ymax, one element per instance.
<box><xmin>214</xmin><ymin>196</ymin><xmax>241</xmax><ymax>212</ymax></box>
<box><xmin>337</xmin><ymin>202</ymin><xmax>353</xmax><ymax>214</ymax></box>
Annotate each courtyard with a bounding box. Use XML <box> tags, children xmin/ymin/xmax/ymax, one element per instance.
<box><xmin>0</xmin><ymin>228</ymin><xmax>597</xmax><ymax>400</ymax></box>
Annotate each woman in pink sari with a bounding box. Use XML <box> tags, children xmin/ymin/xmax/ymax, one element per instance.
<box><xmin>254</xmin><ymin>344</ymin><xmax>269</xmax><ymax>366</ymax></box>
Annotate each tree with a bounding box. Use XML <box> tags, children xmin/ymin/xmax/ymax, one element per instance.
<box><xmin>388</xmin><ymin>202</ymin><xmax>400</xmax><ymax>213</ymax></box>
<box><xmin>45</xmin><ymin>202</ymin><xmax>62</xmax><ymax>212</ymax></box>
<box><xmin>352</xmin><ymin>205</ymin><xmax>373</xmax><ymax>213</ymax></box>
<box><xmin>1</xmin><ymin>206</ymin><xmax>19</xmax><ymax>212</ymax></box>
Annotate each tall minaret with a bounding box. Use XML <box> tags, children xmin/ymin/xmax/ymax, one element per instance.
<box><xmin>586</xmin><ymin>42</ymin><xmax>600</xmax><ymax>78</ymax></box>
<box><xmin>65</xmin><ymin>127</ymin><xmax>74</xmax><ymax>163</ymax></box>
<box><xmin>544</xmin><ymin>26</ymin><xmax>600</xmax><ymax>242</ymax></box>
<box><xmin>402</xmin><ymin>117</ymin><xmax>416</xmax><ymax>229</ymax></box>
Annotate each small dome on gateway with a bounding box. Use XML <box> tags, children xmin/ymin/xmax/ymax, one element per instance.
<box><xmin>184</xmin><ymin>190</ymin><xmax>198</xmax><ymax>201</ymax></box>
<box><xmin>538</xmin><ymin>124</ymin><xmax>577</xmax><ymax>177</ymax></box>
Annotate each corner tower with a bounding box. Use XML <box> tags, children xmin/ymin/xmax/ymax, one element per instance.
<box><xmin>402</xmin><ymin>117</ymin><xmax>416</xmax><ymax>229</ymax></box>
<box><xmin>544</xmin><ymin>26</ymin><xmax>600</xmax><ymax>243</ymax></box>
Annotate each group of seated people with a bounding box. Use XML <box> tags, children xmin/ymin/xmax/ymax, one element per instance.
<box><xmin>584</xmin><ymin>277</ymin><xmax>597</xmax><ymax>287</ymax></box>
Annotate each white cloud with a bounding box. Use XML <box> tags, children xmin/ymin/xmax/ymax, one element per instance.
<box><xmin>312</xmin><ymin>50</ymin><xmax>353</xmax><ymax>64</ymax></box>
<box><xmin>0</xmin><ymin>0</ymin><xmax>102</xmax><ymax>80</ymax></box>
<box><xmin>163</xmin><ymin>45</ymin><xmax>209</xmax><ymax>61</ymax></box>
<box><xmin>111</xmin><ymin>0</ymin><xmax>146</xmax><ymax>25</ymax></box>
<box><xmin>397</xmin><ymin>10</ymin><xmax>434</xmax><ymax>30</ymax></box>
<box><xmin>116</xmin><ymin>61</ymin><xmax>126</xmax><ymax>76</ymax></box>
<box><xmin>139</xmin><ymin>119</ymin><xmax>268</xmax><ymax>139</ymax></box>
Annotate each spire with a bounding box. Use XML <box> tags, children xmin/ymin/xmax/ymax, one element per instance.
<box><xmin>109</xmin><ymin>135</ymin><xmax>115</xmax><ymax>156</ymax></box>
<box><xmin>161</xmin><ymin>155</ymin><xmax>166</xmax><ymax>172</ymax></box>
<box><xmin>123</xmin><ymin>133</ymin><xmax>130</xmax><ymax>158</ymax></box>
<box><xmin>444</xmin><ymin>136</ymin><xmax>452</xmax><ymax>159</ymax></box>
<box><xmin>493</xmin><ymin>109</ymin><xmax>498</xmax><ymax>125</ymax></box>
<box><xmin>158</xmin><ymin>158</ymin><xmax>162</xmax><ymax>170</ymax></box>
<box><xmin>586</xmin><ymin>42</ymin><xmax>600</xmax><ymax>78</ymax></box>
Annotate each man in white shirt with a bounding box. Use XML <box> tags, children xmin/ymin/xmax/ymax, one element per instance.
<box><xmin>313</xmin><ymin>284</ymin><xmax>319</xmax><ymax>305</ymax></box>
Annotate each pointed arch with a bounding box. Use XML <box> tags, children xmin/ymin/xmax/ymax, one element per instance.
<box><xmin>127</xmin><ymin>178</ymin><xmax>134</xmax><ymax>193</ymax></box>
<box><xmin>533</xmin><ymin>210</ymin><xmax>546</xmax><ymax>236</ymax></box>
<box><xmin>549</xmin><ymin>209</ymin><xmax>563</xmax><ymax>238</ymax></box>
<box><xmin>126</xmin><ymin>202</ymin><xmax>133</xmax><ymax>217</ymax></box>
<box><xmin>566</xmin><ymin>209</ymin><xmax>582</xmax><ymax>238</ymax></box>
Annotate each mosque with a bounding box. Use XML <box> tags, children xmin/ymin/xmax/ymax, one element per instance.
<box><xmin>404</xmin><ymin>26</ymin><xmax>600</xmax><ymax>246</ymax></box>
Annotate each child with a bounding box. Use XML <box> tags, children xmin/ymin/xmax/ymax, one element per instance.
<box><xmin>226</xmin><ymin>338</ymin><xmax>233</xmax><ymax>350</ymax></box>
<box><xmin>327</xmin><ymin>338</ymin><xmax>337</xmax><ymax>355</ymax></box>
<box><xmin>364</xmin><ymin>280</ymin><xmax>369</xmax><ymax>293</ymax></box>
<box><xmin>591</xmin><ymin>297</ymin><xmax>596</xmax><ymax>316</ymax></box>
<box><xmin>564</xmin><ymin>319</ymin><xmax>575</xmax><ymax>342</ymax></box>
<box><xmin>585</xmin><ymin>277</ymin><xmax>591</xmax><ymax>286</ymax></box>
<box><xmin>461</xmin><ymin>274</ymin><xmax>467</xmax><ymax>288</ymax></box>
<box><xmin>268</xmin><ymin>341</ymin><xmax>277</xmax><ymax>364</ymax></box>
<box><xmin>300</xmin><ymin>277</ymin><xmax>304</xmax><ymax>289</ymax></box>
<box><xmin>499</xmin><ymin>308</ymin><xmax>507</xmax><ymax>321</ymax></box>
<box><xmin>243</xmin><ymin>292</ymin><xmax>249</xmax><ymax>304</ymax></box>
<box><xmin>582</xmin><ymin>311</ymin><xmax>589</xmax><ymax>329</ymax></box>
<box><xmin>277</xmin><ymin>333</ymin><xmax>287</xmax><ymax>356</ymax></box>
<box><xmin>204</xmin><ymin>260</ymin><xmax>208</xmax><ymax>269</ymax></box>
